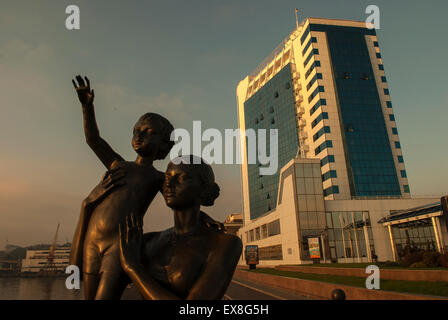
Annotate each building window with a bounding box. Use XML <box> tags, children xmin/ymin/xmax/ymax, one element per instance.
<box><xmin>285</xmin><ymin>82</ymin><xmax>291</xmax><ymax>90</ymax></box>
<box><xmin>324</xmin><ymin>185</ymin><xmax>339</xmax><ymax>197</ymax></box>
<box><xmin>306</xmin><ymin>73</ymin><xmax>322</xmax><ymax>91</ymax></box>
<box><xmin>392</xmin><ymin>127</ymin><xmax>398</xmax><ymax>135</ymax></box>
<box><xmin>403</xmin><ymin>185</ymin><xmax>410</xmax><ymax>193</ymax></box>
<box><xmin>258</xmin><ymin>244</ymin><xmax>283</xmax><ymax>260</ymax></box>
<box><xmin>386</xmin><ymin>101</ymin><xmax>392</xmax><ymax>108</ymax></box>
<box><xmin>376</xmin><ymin>52</ymin><xmax>382</xmax><ymax>59</ymax></box>
<box><xmin>308</xmin><ymin>85</ymin><xmax>324</xmax><ymax>103</ymax></box>
<box><xmin>374</xmin><ymin>41</ymin><xmax>379</xmax><ymax>47</ymax></box>
<box><xmin>271</xmin><ymin>118</ymin><xmax>275</xmax><ymax>124</ymax></box>
<box><xmin>310</xmin><ymin>98</ymin><xmax>326</xmax><ymax>116</ymax></box>
<box><xmin>312</xmin><ymin>112</ymin><xmax>329</xmax><ymax>128</ymax></box>
<box><xmin>395</xmin><ymin>141</ymin><xmax>401</xmax><ymax>149</ymax></box>
<box><xmin>261</xmin><ymin>224</ymin><xmax>268</xmax><ymax>238</ymax></box>
<box><xmin>379</xmin><ymin>64</ymin><xmax>384</xmax><ymax>70</ymax></box>
<box><xmin>313</xmin><ymin>126</ymin><xmax>331</xmax><ymax>142</ymax></box>
<box><xmin>267</xmin><ymin>219</ymin><xmax>281</xmax><ymax>236</ymax></box>
<box><xmin>255</xmin><ymin>227</ymin><xmax>260</xmax><ymax>240</ymax></box>
<box><xmin>381</xmin><ymin>76</ymin><xmax>387</xmax><ymax>83</ymax></box>
<box><xmin>305</xmin><ymin>61</ymin><xmax>320</xmax><ymax>79</ymax></box>
<box><xmin>315</xmin><ymin>140</ymin><xmax>333</xmax><ymax>156</ymax></box>
<box><xmin>341</xmin><ymin>72</ymin><xmax>350</xmax><ymax>79</ymax></box>
<box><xmin>389</xmin><ymin>114</ymin><xmax>395</xmax><ymax>121</ymax></box>
<box><xmin>303</xmin><ymin>50</ymin><xmax>315</xmax><ymax>67</ymax></box>
<box><xmin>302</xmin><ymin>36</ymin><xmax>317</xmax><ymax>56</ymax></box>
<box><xmin>400</xmin><ymin>170</ymin><xmax>407</xmax><ymax>178</ymax></box>
<box><xmin>384</xmin><ymin>88</ymin><xmax>390</xmax><ymax>95</ymax></box>
<box><xmin>398</xmin><ymin>155</ymin><xmax>404</xmax><ymax>163</ymax></box>
<box><xmin>325</xmin><ymin>211</ymin><xmax>374</xmax><ymax>260</ymax></box>
<box><xmin>321</xmin><ymin>155</ymin><xmax>335</xmax><ymax>166</ymax></box>
<box><xmin>322</xmin><ymin>170</ymin><xmax>337</xmax><ymax>181</ymax></box>
<box><xmin>361</xmin><ymin>73</ymin><xmax>369</xmax><ymax>80</ymax></box>
<box><xmin>300</xmin><ymin>26</ymin><xmax>310</xmax><ymax>45</ymax></box>
<box><xmin>274</xmin><ymin>91</ymin><xmax>279</xmax><ymax>98</ymax></box>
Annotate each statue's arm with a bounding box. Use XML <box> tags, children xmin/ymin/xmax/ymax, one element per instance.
<box><xmin>186</xmin><ymin>235</ymin><xmax>242</xmax><ymax>300</ymax></box>
<box><xmin>119</xmin><ymin>216</ymin><xmax>181</xmax><ymax>300</ymax></box>
<box><xmin>72</xmin><ymin>75</ymin><xmax>124</xmax><ymax>170</ymax></box>
<box><xmin>125</xmin><ymin>264</ymin><xmax>180</xmax><ymax>300</ymax></box>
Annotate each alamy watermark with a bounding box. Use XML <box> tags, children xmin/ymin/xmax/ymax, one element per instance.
<box><xmin>65</xmin><ymin>265</ymin><xmax>80</xmax><ymax>290</ymax></box>
<box><xmin>65</xmin><ymin>264</ymin><xmax>381</xmax><ymax>291</ymax></box>
<box><xmin>365</xmin><ymin>265</ymin><xmax>380</xmax><ymax>289</ymax></box>
<box><xmin>65</xmin><ymin>5</ymin><xmax>80</xmax><ymax>30</ymax></box>
<box><xmin>365</xmin><ymin>5</ymin><xmax>380</xmax><ymax>30</ymax></box>
<box><xmin>170</xmin><ymin>121</ymin><xmax>278</xmax><ymax>176</ymax></box>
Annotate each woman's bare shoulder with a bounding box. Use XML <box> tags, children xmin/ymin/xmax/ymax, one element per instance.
<box><xmin>207</xmin><ymin>229</ymin><xmax>242</xmax><ymax>257</ymax></box>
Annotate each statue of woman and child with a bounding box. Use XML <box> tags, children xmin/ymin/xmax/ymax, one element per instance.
<box><xmin>70</xmin><ymin>76</ymin><xmax>242</xmax><ymax>300</ymax></box>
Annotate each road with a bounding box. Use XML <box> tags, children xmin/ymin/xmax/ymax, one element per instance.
<box><xmin>122</xmin><ymin>277</ymin><xmax>312</xmax><ymax>300</ymax></box>
<box><xmin>224</xmin><ymin>278</ymin><xmax>311</xmax><ymax>300</ymax></box>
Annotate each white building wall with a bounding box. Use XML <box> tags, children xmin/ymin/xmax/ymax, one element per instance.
<box><xmin>21</xmin><ymin>248</ymin><xmax>70</xmax><ymax>273</ymax></box>
<box><xmin>236</xmin><ymin>77</ymin><xmax>251</xmax><ymax>225</ymax></box>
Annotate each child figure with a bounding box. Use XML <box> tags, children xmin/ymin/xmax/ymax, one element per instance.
<box><xmin>70</xmin><ymin>76</ymin><xmax>175</xmax><ymax>300</ymax></box>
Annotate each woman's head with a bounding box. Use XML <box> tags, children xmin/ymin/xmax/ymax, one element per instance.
<box><xmin>163</xmin><ymin>155</ymin><xmax>220</xmax><ymax>209</ymax></box>
<box><xmin>132</xmin><ymin>113</ymin><xmax>174</xmax><ymax>160</ymax></box>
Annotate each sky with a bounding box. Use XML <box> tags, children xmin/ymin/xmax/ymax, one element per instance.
<box><xmin>1</xmin><ymin>0</ymin><xmax>447</xmax><ymax>247</ymax></box>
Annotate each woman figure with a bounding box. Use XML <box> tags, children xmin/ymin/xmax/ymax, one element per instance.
<box><xmin>118</xmin><ymin>156</ymin><xmax>242</xmax><ymax>299</ymax></box>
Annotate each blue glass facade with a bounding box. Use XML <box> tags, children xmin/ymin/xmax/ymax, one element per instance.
<box><xmin>308</xmin><ymin>24</ymin><xmax>401</xmax><ymax>197</ymax></box>
<box><xmin>244</xmin><ymin>64</ymin><xmax>299</xmax><ymax>219</ymax></box>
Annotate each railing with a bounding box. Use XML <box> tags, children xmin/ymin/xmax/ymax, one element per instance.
<box><xmin>351</xmin><ymin>195</ymin><xmax>442</xmax><ymax>200</ymax></box>
<box><xmin>248</xmin><ymin>24</ymin><xmax>304</xmax><ymax>79</ymax></box>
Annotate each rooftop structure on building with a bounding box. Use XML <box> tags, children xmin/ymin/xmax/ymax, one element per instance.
<box><xmin>223</xmin><ymin>213</ymin><xmax>244</xmax><ymax>236</ymax></box>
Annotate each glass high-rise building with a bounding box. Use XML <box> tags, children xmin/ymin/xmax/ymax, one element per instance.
<box><xmin>237</xmin><ymin>18</ymin><xmax>410</xmax><ymax>222</ymax></box>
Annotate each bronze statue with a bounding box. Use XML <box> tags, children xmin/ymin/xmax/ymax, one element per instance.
<box><xmin>118</xmin><ymin>156</ymin><xmax>243</xmax><ymax>299</ymax></box>
<box><xmin>70</xmin><ymin>76</ymin><xmax>175</xmax><ymax>299</ymax></box>
<box><xmin>70</xmin><ymin>77</ymin><xmax>241</xmax><ymax>300</ymax></box>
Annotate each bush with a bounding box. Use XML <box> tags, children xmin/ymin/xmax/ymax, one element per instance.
<box><xmin>438</xmin><ymin>253</ymin><xmax>448</xmax><ymax>268</ymax></box>
<box><xmin>410</xmin><ymin>262</ymin><xmax>428</xmax><ymax>268</ymax></box>
<box><xmin>378</xmin><ymin>261</ymin><xmax>399</xmax><ymax>267</ymax></box>
<box><xmin>422</xmin><ymin>251</ymin><xmax>440</xmax><ymax>267</ymax></box>
<box><xmin>399</xmin><ymin>251</ymin><xmax>424</xmax><ymax>267</ymax></box>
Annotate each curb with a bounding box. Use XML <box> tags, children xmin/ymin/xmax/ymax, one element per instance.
<box><xmin>276</xmin><ymin>265</ymin><xmax>448</xmax><ymax>282</ymax></box>
<box><xmin>234</xmin><ymin>269</ymin><xmax>448</xmax><ymax>300</ymax></box>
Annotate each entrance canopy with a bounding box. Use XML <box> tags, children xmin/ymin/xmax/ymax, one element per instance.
<box><xmin>378</xmin><ymin>202</ymin><xmax>443</xmax><ymax>227</ymax></box>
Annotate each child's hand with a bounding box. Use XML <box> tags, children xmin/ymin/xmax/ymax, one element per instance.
<box><xmin>119</xmin><ymin>212</ymin><xmax>144</xmax><ymax>272</ymax></box>
<box><xmin>72</xmin><ymin>75</ymin><xmax>94</xmax><ymax>106</ymax></box>
<box><xmin>85</xmin><ymin>168</ymin><xmax>125</xmax><ymax>207</ymax></box>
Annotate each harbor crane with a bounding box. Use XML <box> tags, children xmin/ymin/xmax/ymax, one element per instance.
<box><xmin>41</xmin><ymin>223</ymin><xmax>60</xmax><ymax>273</ymax></box>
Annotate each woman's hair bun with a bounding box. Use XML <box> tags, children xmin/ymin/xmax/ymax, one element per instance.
<box><xmin>201</xmin><ymin>182</ymin><xmax>220</xmax><ymax>206</ymax></box>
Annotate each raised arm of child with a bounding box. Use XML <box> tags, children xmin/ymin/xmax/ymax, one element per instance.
<box><xmin>72</xmin><ymin>75</ymin><xmax>124</xmax><ymax>170</ymax></box>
